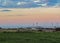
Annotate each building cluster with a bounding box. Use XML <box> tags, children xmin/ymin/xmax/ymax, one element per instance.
<box><xmin>0</xmin><ymin>26</ymin><xmax>60</xmax><ymax>32</ymax></box>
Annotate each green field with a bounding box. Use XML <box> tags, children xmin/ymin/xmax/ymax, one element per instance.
<box><xmin>0</xmin><ymin>32</ymin><xmax>60</xmax><ymax>43</ymax></box>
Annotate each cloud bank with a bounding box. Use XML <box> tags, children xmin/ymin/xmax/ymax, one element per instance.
<box><xmin>0</xmin><ymin>0</ymin><xmax>60</xmax><ymax>8</ymax></box>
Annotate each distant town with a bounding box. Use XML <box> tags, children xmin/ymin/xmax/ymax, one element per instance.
<box><xmin>0</xmin><ymin>25</ymin><xmax>60</xmax><ymax>32</ymax></box>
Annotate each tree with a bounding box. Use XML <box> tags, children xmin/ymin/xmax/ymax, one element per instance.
<box><xmin>0</xmin><ymin>27</ymin><xmax>2</xmax><ymax>29</ymax></box>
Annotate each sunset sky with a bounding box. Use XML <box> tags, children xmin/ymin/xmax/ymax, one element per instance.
<box><xmin>0</xmin><ymin>0</ymin><xmax>60</xmax><ymax>28</ymax></box>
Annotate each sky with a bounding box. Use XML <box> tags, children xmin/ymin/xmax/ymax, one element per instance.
<box><xmin>0</xmin><ymin>0</ymin><xmax>60</xmax><ymax>28</ymax></box>
<box><xmin>0</xmin><ymin>0</ymin><xmax>60</xmax><ymax>8</ymax></box>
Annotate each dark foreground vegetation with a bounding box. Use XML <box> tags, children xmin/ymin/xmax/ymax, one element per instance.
<box><xmin>0</xmin><ymin>32</ymin><xmax>60</xmax><ymax>43</ymax></box>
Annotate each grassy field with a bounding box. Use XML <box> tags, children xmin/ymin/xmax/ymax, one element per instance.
<box><xmin>0</xmin><ymin>32</ymin><xmax>60</xmax><ymax>43</ymax></box>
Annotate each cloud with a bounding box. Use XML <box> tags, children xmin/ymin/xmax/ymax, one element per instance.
<box><xmin>46</xmin><ymin>0</ymin><xmax>60</xmax><ymax>7</ymax></box>
<box><xmin>0</xmin><ymin>0</ymin><xmax>60</xmax><ymax>8</ymax></box>
<box><xmin>17</xmin><ymin>2</ymin><xmax>27</xmax><ymax>5</ymax></box>
<box><xmin>37</xmin><ymin>3</ymin><xmax>47</xmax><ymax>7</ymax></box>
<box><xmin>0</xmin><ymin>14</ymin><xmax>27</xmax><ymax>16</ymax></box>
<box><xmin>33</xmin><ymin>0</ymin><xmax>41</xmax><ymax>2</ymax></box>
<box><xmin>0</xmin><ymin>9</ymin><xmax>12</xmax><ymax>12</ymax></box>
<box><xmin>52</xmin><ymin>3</ymin><xmax>60</xmax><ymax>7</ymax></box>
